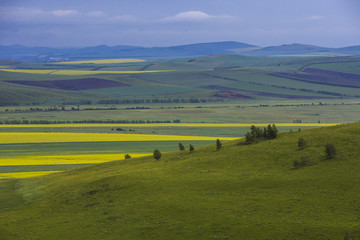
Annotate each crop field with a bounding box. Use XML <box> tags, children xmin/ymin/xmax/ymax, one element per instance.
<box><xmin>0</xmin><ymin>69</ymin><xmax>172</xmax><ymax>75</ymax></box>
<box><xmin>55</xmin><ymin>59</ymin><xmax>147</xmax><ymax>64</ymax></box>
<box><xmin>0</xmin><ymin>128</ymin><xmax>236</xmax><ymax>179</ymax></box>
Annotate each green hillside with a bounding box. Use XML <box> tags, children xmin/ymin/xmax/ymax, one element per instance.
<box><xmin>1</xmin><ymin>123</ymin><xmax>360</xmax><ymax>239</ymax></box>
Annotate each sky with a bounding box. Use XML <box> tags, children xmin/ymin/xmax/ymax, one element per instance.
<box><xmin>0</xmin><ymin>0</ymin><xmax>359</xmax><ymax>48</ymax></box>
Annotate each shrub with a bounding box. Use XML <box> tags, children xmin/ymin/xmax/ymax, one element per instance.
<box><xmin>153</xmin><ymin>149</ymin><xmax>161</xmax><ymax>160</ymax></box>
<box><xmin>344</xmin><ymin>231</ymin><xmax>353</xmax><ymax>240</ymax></box>
<box><xmin>293</xmin><ymin>156</ymin><xmax>311</xmax><ymax>169</ymax></box>
<box><xmin>178</xmin><ymin>142</ymin><xmax>185</xmax><ymax>151</ymax></box>
<box><xmin>124</xmin><ymin>154</ymin><xmax>131</xmax><ymax>159</ymax></box>
<box><xmin>216</xmin><ymin>139</ymin><xmax>222</xmax><ymax>151</ymax></box>
<box><xmin>189</xmin><ymin>144</ymin><xmax>194</xmax><ymax>152</ymax></box>
<box><xmin>298</xmin><ymin>138</ymin><xmax>307</xmax><ymax>149</ymax></box>
<box><xmin>293</xmin><ymin>159</ymin><xmax>301</xmax><ymax>169</ymax></box>
<box><xmin>325</xmin><ymin>143</ymin><xmax>336</xmax><ymax>159</ymax></box>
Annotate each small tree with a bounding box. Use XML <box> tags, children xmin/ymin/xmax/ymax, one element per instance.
<box><xmin>216</xmin><ymin>139</ymin><xmax>222</xmax><ymax>150</ymax></box>
<box><xmin>153</xmin><ymin>149</ymin><xmax>161</xmax><ymax>160</ymax></box>
<box><xmin>266</xmin><ymin>124</ymin><xmax>278</xmax><ymax>139</ymax></box>
<box><xmin>124</xmin><ymin>154</ymin><xmax>131</xmax><ymax>159</ymax></box>
<box><xmin>189</xmin><ymin>144</ymin><xmax>194</xmax><ymax>152</ymax></box>
<box><xmin>178</xmin><ymin>142</ymin><xmax>185</xmax><ymax>151</ymax></box>
<box><xmin>245</xmin><ymin>132</ymin><xmax>255</xmax><ymax>144</ymax></box>
<box><xmin>298</xmin><ymin>138</ymin><xmax>307</xmax><ymax>149</ymax></box>
<box><xmin>325</xmin><ymin>143</ymin><xmax>336</xmax><ymax>159</ymax></box>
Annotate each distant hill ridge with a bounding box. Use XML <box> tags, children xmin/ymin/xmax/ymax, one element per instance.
<box><xmin>0</xmin><ymin>41</ymin><xmax>359</xmax><ymax>61</ymax></box>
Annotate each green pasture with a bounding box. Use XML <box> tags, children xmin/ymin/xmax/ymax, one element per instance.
<box><xmin>1</xmin><ymin>99</ymin><xmax>359</xmax><ymax>124</ymax></box>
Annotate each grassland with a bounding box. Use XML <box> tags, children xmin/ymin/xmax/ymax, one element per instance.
<box><xmin>0</xmin><ymin>122</ymin><xmax>359</xmax><ymax>239</ymax></box>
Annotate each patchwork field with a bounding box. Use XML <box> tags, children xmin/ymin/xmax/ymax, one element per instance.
<box><xmin>1</xmin><ymin>55</ymin><xmax>360</xmax><ymax>106</ymax></box>
<box><xmin>0</xmin><ymin>69</ymin><xmax>171</xmax><ymax>75</ymax></box>
<box><xmin>0</xmin><ymin>126</ymin><xmax>236</xmax><ymax>179</ymax></box>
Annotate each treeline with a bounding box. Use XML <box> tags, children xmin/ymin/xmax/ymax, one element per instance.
<box><xmin>3</xmin><ymin>106</ymin><xmax>117</xmax><ymax>113</ymax></box>
<box><xmin>96</xmin><ymin>98</ymin><xmax>225</xmax><ymax>105</ymax></box>
<box><xmin>0</xmin><ymin>97</ymin><xmax>232</xmax><ymax>107</ymax></box>
<box><xmin>0</xmin><ymin>119</ymin><xmax>182</xmax><ymax>125</ymax></box>
<box><xmin>245</xmin><ymin>124</ymin><xmax>278</xmax><ymax>144</ymax></box>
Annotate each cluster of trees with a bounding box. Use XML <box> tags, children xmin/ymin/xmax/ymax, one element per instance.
<box><xmin>294</xmin><ymin>137</ymin><xmax>336</xmax><ymax>169</ymax></box>
<box><xmin>178</xmin><ymin>143</ymin><xmax>194</xmax><ymax>153</ymax></box>
<box><xmin>153</xmin><ymin>139</ymin><xmax>223</xmax><ymax>161</ymax></box>
<box><xmin>245</xmin><ymin>124</ymin><xmax>278</xmax><ymax>144</ymax></box>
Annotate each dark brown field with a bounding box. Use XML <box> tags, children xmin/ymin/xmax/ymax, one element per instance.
<box><xmin>275</xmin><ymin>68</ymin><xmax>360</xmax><ymax>88</ymax></box>
<box><xmin>6</xmin><ymin>78</ymin><xmax>130</xmax><ymax>90</ymax></box>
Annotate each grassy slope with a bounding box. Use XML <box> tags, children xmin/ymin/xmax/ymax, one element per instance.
<box><xmin>0</xmin><ymin>123</ymin><xmax>360</xmax><ymax>239</ymax></box>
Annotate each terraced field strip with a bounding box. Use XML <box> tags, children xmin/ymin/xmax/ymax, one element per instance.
<box><xmin>0</xmin><ymin>132</ymin><xmax>237</xmax><ymax>144</ymax></box>
<box><xmin>54</xmin><ymin>59</ymin><xmax>147</xmax><ymax>64</ymax></box>
<box><xmin>0</xmin><ymin>171</ymin><xmax>61</xmax><ymax>179</ymax></box>
<box><xmin>0</xmin><ymin>153</ymin><xmax>150</xmax><ymax>166</ymax></box>
<box><xmin>0</xmin><ymin>123</ymin><xmax>339</xmax><ymax>128</ymax></box>
<box><xmin>0</xmin><ymin>69</ymin><xmax>171</xmax><ymax>75</ymax></box>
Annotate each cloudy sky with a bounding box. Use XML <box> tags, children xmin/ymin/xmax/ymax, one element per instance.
<box><xmin>0</xmin><ymin>0</ymin><xmax>359</xmax><ymax>48</ymax></box>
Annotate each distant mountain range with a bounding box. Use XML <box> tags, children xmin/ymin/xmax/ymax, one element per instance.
<box><xmin>0</xmin><ymin>41</ymin><xmax>359</xmax><ymax>61</ymax></box>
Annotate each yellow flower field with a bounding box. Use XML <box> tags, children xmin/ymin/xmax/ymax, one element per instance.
<box><xmin>0</xmin><ymin>171</ymin><xmax>61</xmax><ymax>179</ymax></box>
<box><xmin>0</xmin><ymin>153</ymin><xmax>150</xmax><ymax>166</ymax></box>
<box><xmin>0</xmin><ymin>69</ymin><xmax>171</xmax><ymax>75</ymax></box>
<box><xmin>54</xmin><ymin>59</ymin><xmax>146</xmax><ymax>64</ymax></box>
<box><xmin>0</xmin><ymin>123</ymin><xmax>339</xmax><ymax>128</ymax></box>
<box><xmin>0</xmin><ymin>132</ymin><xmax>237</xmax><ymax>144</ymax></box>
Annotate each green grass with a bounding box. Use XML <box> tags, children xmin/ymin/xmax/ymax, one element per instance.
<box><xmin>0</xmin><ymin>123</ymin><xmax>360</xmax><ymax>239</ymax></box>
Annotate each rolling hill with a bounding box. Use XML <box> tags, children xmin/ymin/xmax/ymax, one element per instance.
<box><xmin>0</xmin><ymin>122</ymin><xmax>359</xmax><ymax>239</ymax></box>
<box><xmin>1</xmin><ymin>41</ymin><xmax>359</xmax><ymax>62</ymax></box>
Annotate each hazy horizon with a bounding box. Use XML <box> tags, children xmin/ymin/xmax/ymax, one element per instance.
<box><xmin>1</xmin><ymin>0</ymin><xmax>359</xmax><ymax>48</ymax></box>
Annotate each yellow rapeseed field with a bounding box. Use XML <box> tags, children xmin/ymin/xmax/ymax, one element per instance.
<box><xmin>0</xmin><ymin>171</ymin><xmax>61</xmax><ymax>179</ymax></box>
<box><xmin>0</xmin><ymin>132</ymin><xmax>237</xmax><ymax>144</ymax></box>
<box><xmin>0</xmin><ymin>69</ymin><xmax>171</xmax><ymax>75</ymax></box>
<box><xmin>0</xmin><ymin>153</ymin><xmax>150</xmax><ymax>166</ymax></box>
<box><xmin>55</xmin><ymin>59</ymin><xmax>146</xmax><ymax>64</ymax></box>
<box><xmin>0</xmin><ymin>123</ymin><xmax>339</xmax><ymax>128</ymax></box>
